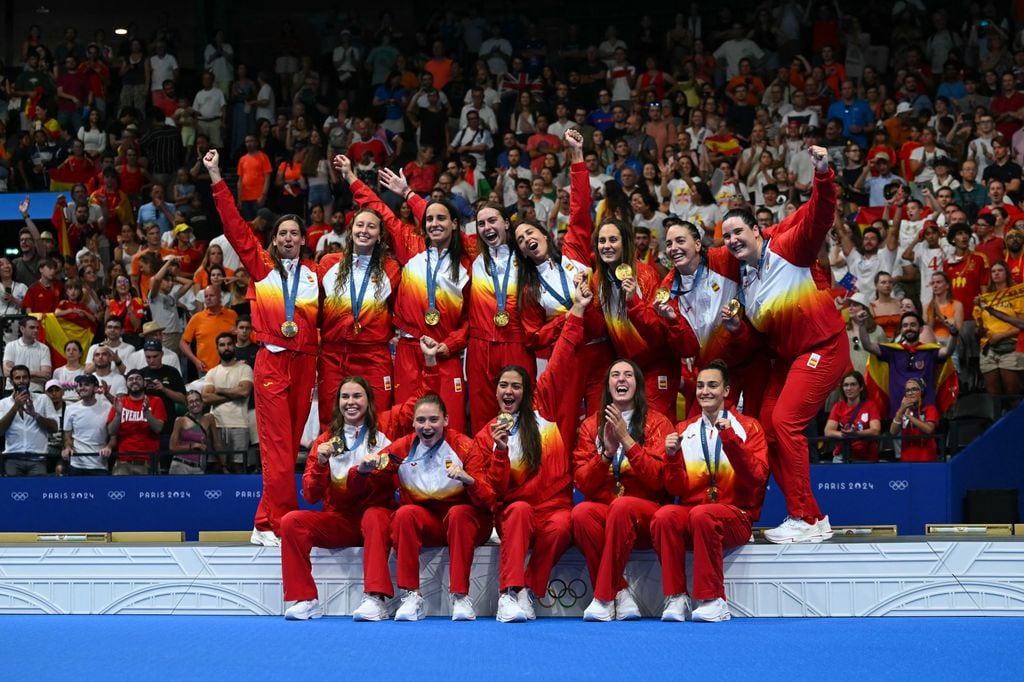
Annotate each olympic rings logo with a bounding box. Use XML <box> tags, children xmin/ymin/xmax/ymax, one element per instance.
<box><xmin>108</xmin><ymin>490</ymin><xmax>126</xmax><ymax>500</ymax></box>
<box><xmin>889</xmin><ymin>480</ymin><xmax>909</xmax><ymax>491</ymax></box>
<box><xmin>10</xmin><ymin>492</ymin><xmax>29</xmax><ymax>502</ymax></box>
<box><xmin>538</xmin><ymin>578</ymin><xmax>588</xmax><ymax>608</ymax></box>
<box><xmin>204</xmin><ymin>490</ymin><xmax>222</xmax><ymax>500</ymax></box>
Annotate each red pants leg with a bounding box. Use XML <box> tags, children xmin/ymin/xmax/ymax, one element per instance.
<box><xmin>394</xmin><ymin>338</ymin><xmax>467</xmax><ymax>434</ymax></box>
<box><xmin>570</xmin><ymin>501</ymin><xmax>609</xmax><ymax>589</ymax></box>
<box><xmin>360</xmin><ymin>506</ymin><xmax>395</xmax><ymax>597</ymax></box>
<box><xmin>496</xmin><ymin>501</ymin><xmax>534</xmax><ymax>592</ymax></box>
<box><xmin>524</xmin><ymin>508</ymin><xmax>573</xmax><ymax>597</ymax></box>
<box><xmin>650</xmin><ymin>504</ymin><xmax>693</xmax><ymax>597</ymax></box>
<box><xmin>391</xmin><ymin>504</ymin><xmax>446</xmax><ymax>591</ymax></box>
<box><xmin>280</xmin><ymin>509</ymin><xmax>362</xmax><ymax>601</ymax></box>
<box><xmin>467</xmin><ymin>338</ymin><xmax>536</xmax><ymax>434</ymax></box>
<box><xmin>689</xmin><ymin>504</ymin><xmax>752</xmax><ymax>601</ymax></box>
<box><xmin>253</xmin><ymin>348</ymin><xmax>316</xmax><ymax>535</ymax></box>
<box><xmin>762</xmin><ymin>335</ymin><xmax>847</xmax><ymax>521</ymax></box>
<box><xmin>316</xmin><ymin>350</ymin><xmax>345</xmax><ymax>433</ymax></box>
<box><xmin>444</xmin><ymin>504</ymin><xmax>492</xmax><ymax>594</ymax></box>
<box><xmin>344</xmin><ymin>344</ymin><xmax>395</xmax><ymax>413</ymax></box>
<box><xmin>593</xmin><ymin>496</ymin><xmax>660</xmax><ymax>602</ymax></box>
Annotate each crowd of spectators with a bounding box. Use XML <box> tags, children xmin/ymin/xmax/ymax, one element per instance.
<box><xmin>1</xmin><ymin>2</ymin><xmax>1023</xmax><ymax>474</ymax></box>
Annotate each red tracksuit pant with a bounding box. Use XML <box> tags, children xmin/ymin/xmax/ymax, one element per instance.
<box><xmin>317</xmin><ymin>344</ymin><xmax>394</xmax><ymax>432</ymax></box>
<box><xmin>650</xmin><ymin>503</ymin><xmax>751</xmax><ymax>600</ymax></box>
<box><xmin>391</xmin><ymin>504</ymin><xmax>492</xmax><ymax>594</ymax></box>
<box><xmin>495</xmin><ymin>502</ymin><xmax>572</xmax><ymax>595</ymax></box>
<box><xmin>571</xmin><ymin>497</ymin><xmax>660</xmax><ymax>602</ymax></box>
<box><xmin>253</xmin><ymin>347</ymin><xmax>316</xmax><ymax>535</ymax></box>
<box><xmin>467</xmin><ymin>337</ymin><xmax>535</xmax><ymax>434</ymax></box>
<box><xmin>640</xmin><ymin>357</ymin><xmax>681</xmax><ymax>420</ymax></box>
<box><xmin>759</xmin><ymin>333</ymin><xmax>848</xmax><ymax>521</ymax></box>
<box><xmin>393</xmin><ymin>338</ymin><xmax>466</xmax><ymax>434</ymax></box>
<box><xmin>280</xmin><ymin>507</ymin><xmax>394</xmax><ymax>601</ymax></box>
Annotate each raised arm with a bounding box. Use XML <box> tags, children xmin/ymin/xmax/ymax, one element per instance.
<box><xmin>335</xmin><ymin>155</ymin><xmax>422</xmax><ymax>265</ymax></box>
<box><xmin>769</xmin><ymin>146</ymin><xmax>837</xmax><ymax>267</ymax></box>
<box><xmin>563</xmin><ymin>129</ymin><xmax>595</xmax><ymax>266</ymax></box>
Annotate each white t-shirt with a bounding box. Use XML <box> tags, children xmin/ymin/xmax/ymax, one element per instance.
<box><xmin>124</xmin><ymin>349</ymin><xmax>182</xmax><ymax>375</ymax></box>
<box><xmin>149</xmin><ymin>54</ymin><xmax>179</xmax><ymax>91</ymax></box>
<box><xmin>3</xmin><ymin>339</ymin><xmax>52</xmax><ymax>392</ymax></box>
<box><xmin>90</xmin><ymin>371</ymin><xmax>127</xmax><ymax>397</ymax></box>
<box><xmin>909</xmin><ymin>242</ymin><xmax>948</xmax><ymax>307</ymax></box>
<box><xmin>255</xmin><ymin>83</ymin><xmax>275</xmax><ymax>123</ymax></box>
<box><xmin>208</xmin><ymin>234</ymin><xmax>241</xmax><ymax>271</ymax></box>
<box><xmin>532</xmin><ymin>196</ymin><xmax>555</xmax><ymax>224</ymax></box>
<box><xmin>634</xmin><ymin>211</ymin><xmax>669</xmax><ymax>246</ymax></box>
<box><xmin>86</xmin><ymin>340</ymin><xmax>137</xmax><ymax>367</ymax></box>
<box><xmin>51</xmin><ymin>365</ymin><xmax>82</xmax><ymax>401</ymax></box>
<box><xmin>204</xmin><ymin>361</ymin><xmax>254</xmax><ymax>429</ymax></box>
<box><xmin>478</xmin><ymin>37</ymin><xmax>512</xmax><ymax>75</ymax></box>
<box><xmin>845</xmin><ymin>247</ymin><xmax>898</xmax><ymax>301</ymax></box>
<box><xmin>63</xmin><ymin>399</ymin><xmax>113</xmax><ymax>470</ymax></box>
<box><xmin>192</xmin><ymin>87</ymin><xmax>226</xmax><ymax>120</ymax></box>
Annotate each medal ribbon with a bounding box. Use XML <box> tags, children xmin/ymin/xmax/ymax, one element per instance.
<box><xmin>700</xmin><ymin>410</ymin><xmax>728</xmax><ymax>491</ymax></box>
<box><xmin>490</xmin><ymin>248</ymin><xmax>514</xmax><ymax>314</ymax></box>
<box><xmin>348</xmin><ymin>257</ymin><xmax>373</xmax><ymax>328</ymax></box>
<box><xmin>538</xmin><ymin>259</ymin><xmax>573</xmax><ymax>309</ymax></box>
<box><xmin>737</xmin><ymin>238</ymin><xmax>770</xmax><ymax>307</ymax></box>
<box><xmin>282</xmin><ymin>260</ymin><xmax>302</xmax><ymax>326</ymax></box>
<box><xmin>425</xmin><ymin>248</ymin><xmax>450</xmax><ymax>314</ymax></box>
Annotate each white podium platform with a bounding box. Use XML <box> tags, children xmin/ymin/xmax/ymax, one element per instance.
<box><xmin>2</xmin><ymin>539</ymin><xmax>1023</xmax><ymax>617</ymax></box>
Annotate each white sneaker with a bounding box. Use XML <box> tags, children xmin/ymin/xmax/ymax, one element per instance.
<box><xmin>496</xmin><ymin>591</ymin><xmax>527</xmax><ymax>623</ymax></box>
<box><xmin>451</xmin><ymin>593</ymin><xmax>476</xmax><ymax>621</ymax></box>
<box><xmin>352</xmin><ymin>593</ymin><xmax>389</xmax><ymax>622</ymax></box>
<box><xmin>817</xmin><ymin>515</ymin><xmax>834</xmax><ymax>541</ymax></box>
<box><xmin>692</xmin><ymin>597</ymin><xmax>731</xmax><ymax>622</ymax></box>
<box><xmin>614</xmin><ymin>588</ymin><xmax>641</xmax><ymax>620</ymax></box>
<box><xmin>763</xmin><ymin>516</ymin><xmax>824</xmax><ymax>544</ymax></box>
<box><xmin>517</xmin><ymin>588</ymin><xmax>536</xmax><ymax>620</ymax></box>
<box><xmin>661</xmin><ymin>594</ymin><xmax>692</xmax><ymax>622</ymax></box>
<box><xmin>250</xmin><ymin>527</ymin><xmax>281</xmax><ymax>547</ymax></box>
<box><xmin>284</xmin><ymin>599</ymin><xmax>323</xmax><ymax>620</ymax></box>
<box><xmin>394</xmin><ymin>591</ymin><xmax>424</xmax><ymax>621</ymax></box>
<box><xmin>582</xmin><ymin>598</ymin><xmax>614</xmax><ymax>621</ymax></box>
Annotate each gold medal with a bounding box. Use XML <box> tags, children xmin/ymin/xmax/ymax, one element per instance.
<box><xmin>728</xmin><ymin>299</ymin><xmax>741</xmax><ymax>317</ymax></box>
<box><xmin>614</xmin><ymin>482</ymin><xmax>625</xmax><ymax>497</ymax></box>
<box><xmin>706</xmin><ymin>485</ymin><xmax>719</xmax><ymax>503</ymax></box>
<box><xmin>376</xmin><ymin>453</ymin><xmax>391</xmax><ymax>471</ymax></box>
<box><xmin>614</xmin><ymin>263</ymin><xmax>633</xmax><ymax>280</ymax></box>
<box><xmin>328</xmin><ymin>436</ymin><xmax>345</xmax><ymax>454</ymax></box>
<box><xmin>424</xmin><ymin>309</ymin><xmax>440</xmax><ymax>326</ymax></box>
<box><xmin>654</xmin><ymin>287</ymin><xmax>671</xmax><ymax>303</ymax></box>
<box><xmin>496</xmin><ymin>413</ymin><xmax>514</xmax><ymax>429</ymax></box>
<box><xmin>280</xmin><ymin>320</ymin><xmax>299</xmax><ymax>338</ymax></box>
<box><xmin>352</xmin><ymin>321</ymin><xmax>362</xmax><ymax>335</ymax></box>
<box><xmin>493</xmin><ymin>310</ymin><xmax>510</xmax><ymax>327</ymax></box>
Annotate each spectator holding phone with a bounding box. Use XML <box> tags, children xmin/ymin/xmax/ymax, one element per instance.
<box><xmin>0</xmin><ymin>365</ymin><xmax>58</xmax><ymax>476</ymax></box>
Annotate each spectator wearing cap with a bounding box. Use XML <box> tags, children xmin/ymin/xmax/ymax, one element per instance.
<box><xmin>202</xmin><ymin>332</ymin><xmax>254</xmax><ymax>473</ymax></box>
<box><xmin>2</xmin><ymin>318</ymin><xmax>52</xmax><ymax>393</ymax></box>
<box><xmin>125</xmin><ymin>321</ymin><xmax>182</xmax><ymax>374</ymax></box>
<box><xmin>0</xmin><ymin>365</ymin><xmax>59</xmax><ymax>476</ymax></box>
<box><xmin>139</xmin><ymin>338</ymin><xmax>187</xmax><ymax>456</ymax></box>
<box><xmin>44</xmin><ymin>379</ymin><xmax>67</xmax><ymax>466</ymax></box>
<box><xmin>882</xmin><ymin>101</ymin><xmax>916</xmax><ymax>149</ymax></box>
<box><xmin>109</xmin><ymin>368</ymin><xmax>167</xmax><ymax>475</ymax></box>
<box><xmin>61</xmin><ymin>373</ymin><xmax>115</xmax><ymax>476</ymax></box>
<box><xmin>180</xmin><ymin>285</ymin><xmax>238</xmax><ymax>378</ymax></box>
<box><xmin>854</xmin><ymin>151</ymin><xmax>906</xmax><ymax>207</ymax></box>
<box><xmin>166</xmin><ymin>224</ymin><xmax>204</xmax><ymax>275</ymax></box>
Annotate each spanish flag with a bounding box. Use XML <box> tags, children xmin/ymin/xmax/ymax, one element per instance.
<box><xmin>34</xmin><ymin>311</ymin><xmax>95</xmax><ymax>370</ymax></box>
<box><xmin>864</xmin><ymin>343</ymin><xmax>959</xmax><ymax>417</ymax></box>
<box><xmin>704</xmin><ymin>133</ymin><xmax>741</xmax><ymax>157</ymax></box>
<box><xmin>49</xmin><ymin>196</ymin><xmax>74</xmax><ymax>258</ymax></box>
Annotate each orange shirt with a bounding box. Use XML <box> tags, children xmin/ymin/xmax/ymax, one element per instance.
<box><xmin>181</xmin><ymin>307</ymin><xmax>239</xmax><ymax>371</ymax></box>
<box><xmin>236</xmin><ymin>151</ymin><xmax>272</xmax><ymax>202</ymax></box>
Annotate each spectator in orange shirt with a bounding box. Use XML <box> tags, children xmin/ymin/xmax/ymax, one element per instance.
<box><xmin>236</xmin><ymin>134</ymin><xmax>272</xmax><ymax>220</ymax></box>
<box><xmin>180</xmin><ymin>285</ymin><xmax>239</xmax><ymax>377</ymax></box>
<box><xmin>424</xmin><ymin>40</ymin><xmax>454</xmax><ymax>91</ymax></box>
<box><xmin>165</xmin><ymin>223</ymin><xmax>205</xmax><ymax>276</ymax></box>
<box><xmin>130</xmin><ymin>223</ymin><xmax>165</xmax><ymax>296</ymax></box>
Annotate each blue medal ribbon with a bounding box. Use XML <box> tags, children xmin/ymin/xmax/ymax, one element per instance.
<box><xmin>737</xmin><ymin>238</ymin><xmax>770</xmax><ymax>307</ymax></box>
<box><xmin>406</xmin><ymin>436</ymin><xmax>445</xmax><ymax>466</ymax></box>
<box><xmin>611</xmin><ymin>443</ymin><xmax>626</xmax><ymax>487</ymax></box>
<box><xmin>348</xmin><ymin>257</ymin><xmax>373</xmax><ymax>328</ymax></box>
<box><xmin>282</xmin><ymin>260</ymin><xmax>302</xmax><ymax>324</ymax></box>
<box><xmin>490</xmin><ymin>249</ymin><xmax>514</xmax><ymax>314</ymax></box>
<box><xmin>425</xmin><ymin>248</ymin><xmax>449</xmax><ymax>314</ymax></box>
<box><xmin>700</xmin><ymin>410</ymin><xmax>728</xmax><ymax>489</ymax></box>
<box><xmin>344</xmin><ymin>424</ymin><xmax>367</xmax><ymax>453</ymax></box>
<box><xmin>674</xmin><ymin>262</ymin><xmax>705</xmax><ymax>298</ymax></box>
<box><xmin>538</xmin><ymin>259</ymin><xmax>573</xmax><ymax>309</ymax></box>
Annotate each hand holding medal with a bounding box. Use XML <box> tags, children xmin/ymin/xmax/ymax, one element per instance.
<box><xmin>720</xmin><ymin>299</ymin><xmax>742</xmax><ymax>331</ymax></box>
<box><xmin>492</xmin><ymin>413</ymin><xmax>514</xmax><ymax>450</ymax></box>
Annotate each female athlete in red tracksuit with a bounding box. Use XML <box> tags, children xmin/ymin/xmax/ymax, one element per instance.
<box><xmin>342</xmin><ymin>161</ymin><xmax>474</xmax><ymax>435</ymax></box>
<box><xmin>316</xmin><ymin>204</ymin><xmax>401</xmax><ymax>429</ymax></box>
<box><xmin>565</xmin><ymin>131</ymin><xmax>678</xmax><ymax>418</ymax></box>
<box><xmin>650</xmin><ymin>360</ymin><xmax>770</xmax><ymax>622</ymax></box>
<box><xmin>626</xmin><ymin>220</ymin><xmax>769</xmax><ymax>419</ymax></box>
<box><xmin>351</xmin><ymin>395</ymin><xmax>496</xmax><ymax>621</ymax></box>
<box><xmin>716</xmin><ymin>146</ymin><xmax>846</xmax><ymax>544</ymax></box>
<box><xmin>571</xmin><ymin>358</ymin><xmax>675</xmax><ymax>621</ymax></box>
<box><xmin>280</xmin><ymin>339</ymin><xmax>440</xmax><ymax>621</ymax></box>
<box><xmin>471</xmin><ymin>284</ymin><xmax>591</xmax><ymax>622</ymax></box>
<box><xmin>206</xmin><ymin>150</ymin><xmax>318</xmax><ymax>546</ymax></box>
